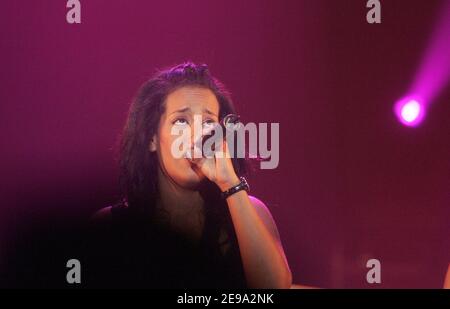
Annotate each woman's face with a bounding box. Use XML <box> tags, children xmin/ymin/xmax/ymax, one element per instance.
<box><xmin>150</xmin><ymin>86</ymin><xmax>220</xmax><ymax>189</ymax></box>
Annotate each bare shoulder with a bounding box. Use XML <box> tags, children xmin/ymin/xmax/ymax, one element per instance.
<box><xmin>90</xmin><ymin>206</ymin><xmax>113</xmax><ymax>223</ymax></box>
<box><xmin>248</xmin><ymin>195</ymin><xmax>281</xmax><ymax>242</ymax></box>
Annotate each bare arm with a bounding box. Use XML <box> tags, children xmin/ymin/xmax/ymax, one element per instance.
<box><xmin>223</xmin><ymin>188</ymin><xmax>292</xmax><ymax>289</ymax></box>
<box><xmin>192</xmin><ymin>139</ymin><xmax>292</xmax><ymax>288</ymax></box>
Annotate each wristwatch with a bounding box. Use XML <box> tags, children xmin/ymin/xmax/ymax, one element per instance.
<box><xmin>221</xmin><ymin>177</ymin><xmax>250</xmax><ymax>199</ymax></box>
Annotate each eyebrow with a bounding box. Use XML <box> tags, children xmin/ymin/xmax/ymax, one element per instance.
<box><xmin>170</xmin><ymin>107</ymin><xmax>218</xmax><ymax>117</ymax></box>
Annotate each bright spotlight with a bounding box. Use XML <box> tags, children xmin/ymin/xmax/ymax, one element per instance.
<box><xmin>395</xmin><ymin>97</ymin><xmax>425</xmax><ymax>127</ymax></box>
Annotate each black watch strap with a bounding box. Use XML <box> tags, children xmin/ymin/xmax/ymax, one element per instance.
<box><xmin>221</xmin><ymin>177</ymin><xmax>250</xmax><ymax>199</ymax></box>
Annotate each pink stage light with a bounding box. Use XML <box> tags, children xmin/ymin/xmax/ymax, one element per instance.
<box><xmin>394</xmin><ymin>2</ymin><xmax>450</xmax><ymax>128</ymax></box>
<box><xmin>394</xmin><ymin>97</ymin><xmax>425</xmax><ymax>127</ymax></box>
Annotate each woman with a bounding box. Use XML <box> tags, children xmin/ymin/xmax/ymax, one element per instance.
<box><xmin>89</xmin><ymin>62</ymin><xmax>292</xmax><ymax>288</ymax></box>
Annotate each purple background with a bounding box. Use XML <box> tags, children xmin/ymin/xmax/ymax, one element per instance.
<box><xmin>0</xmin><ymin>0</ymin><xmax>448</xmax><ymax>288</ymax></box>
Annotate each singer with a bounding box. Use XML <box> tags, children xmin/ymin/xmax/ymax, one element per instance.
<box><xmin>88</xmin><ymin>62</ymin><xmax>292</xmax><ymax>288</ymax></box>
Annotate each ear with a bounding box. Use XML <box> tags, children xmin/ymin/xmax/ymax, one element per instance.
<box><xmin>149</xmin><ymin>135</ymin><xmax>157</xmax><ymax>152</ymax></box>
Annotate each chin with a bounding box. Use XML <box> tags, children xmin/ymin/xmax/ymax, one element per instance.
<box><xmin>178</xmin><ymin>170</ymin><xmax>205</xmax><ymax>190</ymax></box>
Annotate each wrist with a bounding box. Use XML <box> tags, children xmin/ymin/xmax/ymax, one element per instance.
<box><xmin>217</xmin><ymin>175</ymin><xmax>240</xmax><ymax>192</ymax></box>
<box><xmin>220</xmin><ymin>176</ymin><xmax>250</xmax><ymax>199</ymax></box>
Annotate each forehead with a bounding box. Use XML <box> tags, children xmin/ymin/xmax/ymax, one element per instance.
<box><xmin>165</xmin><ymin>86</ymin><xmax>219</xmax><ymax>114</ymax></box>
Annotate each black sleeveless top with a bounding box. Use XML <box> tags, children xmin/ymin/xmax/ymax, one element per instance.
<box><xmin>82</xmin><ymin>199</ymin><xmax>247</xmax><ymax>288</ymax></box>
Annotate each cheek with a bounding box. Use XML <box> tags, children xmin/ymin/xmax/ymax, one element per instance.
<box><xmin>158</xmin><ymin>131</ymin><xmax>187</xmax><ymax>168</ymax></box>
<box><xmin>158</xmin><ymin>133</ymin><xmax>174</xmax><ymax>162</ymax></box>
<box><xmin>156</xmin><ymin>130</ymin><xmax>205</xmax><ymax>186</ymax></box>
<box><xmin>160</xmin><ymin>126</ymin><xmax>192</xmax><ymax>156</ymax></box>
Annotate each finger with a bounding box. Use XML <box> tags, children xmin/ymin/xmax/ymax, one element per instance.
<box><xmin>214</xmin><ymin>141</ymin><xmax>230</xmax><ymax>171</ymax></box>
<box><xmin>214</xmin><ymin>140</ymin><xmax>226</xmax><ymax>160</ymax></box>
<box><xmin>223</xmin><ymin>139</ymin><xmax>232</xmax><ymax>158</ymax></box>
<box><xmin>215</xmin><ymin>139</ymin><xmax>230</xmax><ymax>159</ymax></box>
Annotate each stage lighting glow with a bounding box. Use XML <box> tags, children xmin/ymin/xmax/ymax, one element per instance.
<box><xmin>401</xmin><ymin>100</ymin><xmax>421</xmax><ymax>123</ymax></box>
<box><xmin>395</xmin><ymin>97</ymin><xmax>425</xmax><ymax>127</ymax></box>
<box><xmin>395</xmin><ymin>1</ymin><xmax>450</xmax><ymax>129</ymax></box>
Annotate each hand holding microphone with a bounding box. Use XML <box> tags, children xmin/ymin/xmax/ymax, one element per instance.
<box><xmin>184</xmin><ymin>113</ymin><xmax>242</xmax><ymax>190</ymax></box>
